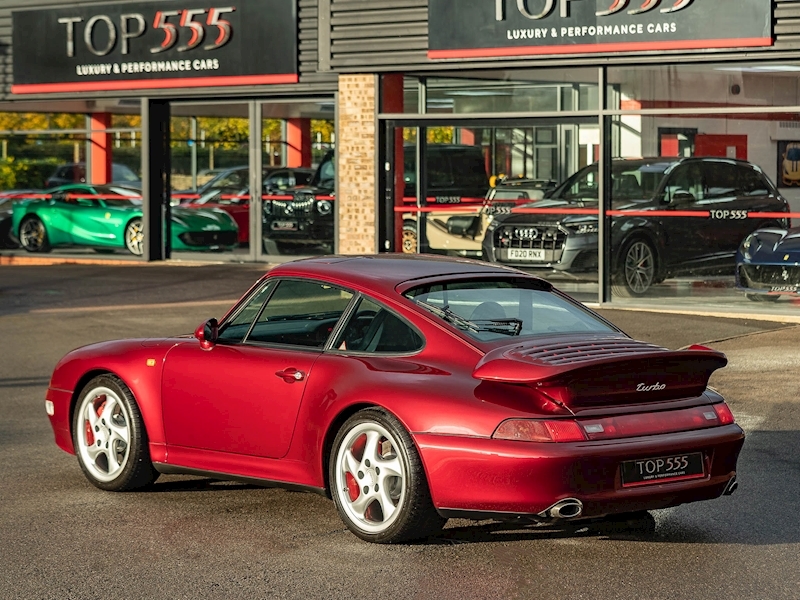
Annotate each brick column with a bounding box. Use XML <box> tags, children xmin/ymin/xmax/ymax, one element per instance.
<box><xmin>337</xmin><ymin>74</ymin><xmax>377</xmax><ymax>255</ymax></box>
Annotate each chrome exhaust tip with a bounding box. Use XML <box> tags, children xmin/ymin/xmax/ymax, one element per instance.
<box><xmin>723</xmin><ymin>476</ymin><xmax>738</xmax><ymax>496</ymax></box>
<box><xmin>539</xmin><ymin>498</ymin><xmax>584</xmax><ymax>519</ymax></box>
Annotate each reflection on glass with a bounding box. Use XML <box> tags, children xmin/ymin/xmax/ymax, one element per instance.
<box><xmin>425</xmin><ymin>69</ymin><xmax>599</xmax><ymax>114</ymax></box>
<box><xmin>261</xmin><ymin>111</ymin><xmax>335</xmax><ymax>259</ymax></box>
<box><xmin>611</xmin><ymin>112</ymin><xmax>795</xmax><ymax>307</ymax></box>
<box><xmin>608</xmin><ymin>62</ymin><xmax>800</xmax><ymax>110</ymax></box>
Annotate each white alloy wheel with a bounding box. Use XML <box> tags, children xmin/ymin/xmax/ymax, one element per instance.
<box><xmin>334</xmin><ymin>421</ymin><xmax>407</xmax><ymax>534</ymax></box>
<box><xmin>72</xmin><ymin>375</ymin><xmax>157</xmax><ymax>491</ymax></box>
<box><xmin>75</xmin><ymin>385</ymin><xmax>132</xmax><ymax>483</ymax></box>
<box><xmin>330</xmin><ymin>409</ymin><xmax>445</xmax><ymax>543</ymax></box>
<box><xmin>124</xmin><ymin>218</ymin><xmax>144</xmax><ymax>256</ymax></box>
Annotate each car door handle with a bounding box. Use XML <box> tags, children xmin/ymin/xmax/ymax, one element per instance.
<box><xmin>275</xmin><ymin>368</ymin><xmax>305</xmax><ymax>383</ymax></box>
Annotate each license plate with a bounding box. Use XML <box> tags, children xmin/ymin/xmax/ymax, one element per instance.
<box><xmin>508</xmin><ymin>248</ymin><xmax>545</xmax><ymax>261</ymax></box>
<box><xmin>620</xmin><ymin>452</ymin><xmax>705</xmax><ymax>487</ymax></box>
<box><xmin>770</xmin><ymin>285</ymin><xmax>797</xmax><ymax>293</ymax></box>
<box><xmin>272</xmin><ymin>221</ymin><xmax>298</xmax><ymax>231</ymax></box>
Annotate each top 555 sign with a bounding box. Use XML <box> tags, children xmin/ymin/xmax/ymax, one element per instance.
<box><xmin>12</xmin><ymin>0</ymin><xmax>297</xmax><ymax>94</ymax></box>
<box><xmin>428</xmin><ymin>0</ymin><xmax>773</xmax><ymax>59</ymax></box>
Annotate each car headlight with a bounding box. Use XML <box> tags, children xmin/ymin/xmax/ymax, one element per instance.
<box><xmin>570</xmin><ymin>223</ymin><xmax>598</xmax><ymax>235</ymax></box>
<box><xmin>741</xmin><ymin>233</ymin><xmax>757</xmax><ymax>260</ymax></box>
<box><xmin>317</xmin><ymin>200</ymin><xmax>333</xmax><ymax>216</ymax></box>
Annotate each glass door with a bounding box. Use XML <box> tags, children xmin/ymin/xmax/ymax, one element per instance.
<box><xmin>170</xmin><ymin>101</ymin><xmax>253</xmax><ymax>260</ymax></box>
<box><xmin>382</xmin><ymin>116</ymin><xmax>600</xmax><ymax>303</ymax></box>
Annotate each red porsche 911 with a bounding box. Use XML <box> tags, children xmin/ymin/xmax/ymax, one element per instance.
<box><xmin>45</xmin><ymin>255</ymin><xmax>744</xmax><ymax>543</ymax></box>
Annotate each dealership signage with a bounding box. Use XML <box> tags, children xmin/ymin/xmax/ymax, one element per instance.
<box><xmin>12</xmin><ymin>0</ymin><xmax>297</xmax><ymax>94</ymax></box>
<box><xmin>428</xmin><ymin>0</ymin><xmax>773</xmax><ymax>59</ymax></box>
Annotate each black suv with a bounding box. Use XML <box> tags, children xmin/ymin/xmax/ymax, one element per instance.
<box><xmin>263</xmin><ymin>145</ymin><xmax>490</xmax><ymax>253</ymax></box>
<box><xmin>482</xmin><ymin>157</ymin><xmax>790</xmax><ymax>296</ymax></box>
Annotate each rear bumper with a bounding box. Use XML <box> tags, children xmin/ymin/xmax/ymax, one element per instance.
<box><xmin>416</xmin><ymin>424</ymin><xmax>744</xmax><ymax>519</ymax></box>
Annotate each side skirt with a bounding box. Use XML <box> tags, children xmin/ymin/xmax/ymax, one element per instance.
<box><xmin>153</xmin><ymin>462</ymin><xmax>328</xmax><ymax>496</ymax></box>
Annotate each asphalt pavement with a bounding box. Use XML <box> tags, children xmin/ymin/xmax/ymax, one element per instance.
<box><xmin>1</xmin><ymin>263</ymin><xmax>798</xmax><ymax>599</ymax></box>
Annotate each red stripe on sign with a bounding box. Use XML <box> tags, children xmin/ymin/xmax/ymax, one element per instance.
<box><xmin>172</xmin><ymin>194</ymin><xmax>201</xmax><ymax>200</ymax></box>
<box><xmin>11</xmin><ymin>73</ymin><xmax>298</xmax><ymax>94</ymax></box>
<box><xmin>428</xmin><ymin>37</ymin><xmax>773</xmax><ymax>60</ymax></box>
<box><xmin>219</xmin><ymin>194</ymin><xmax>250</xmax><ymax>200</ymax></box>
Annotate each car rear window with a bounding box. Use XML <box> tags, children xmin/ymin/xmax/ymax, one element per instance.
<box><xmin>404</xmin><ymin>279</ymin><xmax>617</xmax><ymax>342</ymax></box>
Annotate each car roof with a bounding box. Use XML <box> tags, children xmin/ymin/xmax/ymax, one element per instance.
<box><xmin>267</xmin><ymin>254</ymin><xmax>543</xmax><ymax>295</ymax></box>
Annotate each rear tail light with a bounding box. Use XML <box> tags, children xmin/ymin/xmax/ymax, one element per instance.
<box><xmin>713</xmin><ymin>402</ymin><xmax>736</xmax><ymax>425</ymax></box>
<box><xmin>493</xmin><ymin>419</ymin><xmax>586</xmax><ymax>443</ymax></box>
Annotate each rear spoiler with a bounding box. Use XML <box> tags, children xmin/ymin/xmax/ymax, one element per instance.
<box><xmin>473</xmin><ymin>337</ymin><xmax>727</xmax><ymax>409</ymax></box>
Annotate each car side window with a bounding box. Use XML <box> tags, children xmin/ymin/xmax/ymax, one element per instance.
<box><xmin>217</xmin><ymin>281</ymin><xmax>277</xmax><ymax>344</ymax></box>
<box><xmin>246</xmin><ymin>280</ymin><xmax>354</xmax><ymax>348</ymax></box>
<box><xmin>665</xmin><ymin>164</ymin><xmax>703</xmax><ymax>202</ymax></box>
<box><xmin>702</xmin><ymin>162</ymin><xmax>739</xmax><ymax>199</ymax></box>
<box><xmin>739</xmin><ymin>167</ymin><xmax>770</xmax><ymax>197</ymax></box>
<box><xmin>333</xmin><ymin>297</ymin><xmax>423</xmax><ymax>354</ymax></box>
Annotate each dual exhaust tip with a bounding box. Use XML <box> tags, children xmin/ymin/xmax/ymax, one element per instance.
<box><xmin>539</xmin><ymin>498</ymin><xmax>583</xmax><ymax>520</ymax></box>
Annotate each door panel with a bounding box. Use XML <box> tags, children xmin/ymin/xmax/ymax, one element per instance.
<box><xmin>161</xmin><ymin>341</ymin><xmax>319</xmax><ymax>459</ymax></box>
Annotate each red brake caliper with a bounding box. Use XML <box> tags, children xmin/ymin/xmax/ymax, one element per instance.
<box><xmin>85</xmin><ymin>395</ymin><xmax>106</xmax><ymax>446</ymax></box>
<box><xmin>84</xmin><ymin>420</ymin><xmax>94</xmax><ymax>446</ymax></box>
<box><xmin>345</xmin><ymin>472</ymin><xmax>360</xmax><ymax>502</ymax></box>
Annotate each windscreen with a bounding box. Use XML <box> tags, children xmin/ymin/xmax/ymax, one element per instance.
<box><xmin>404</xmin><ymin>279</ymin><xmax>617</xmax><ymax>342</ymax></box>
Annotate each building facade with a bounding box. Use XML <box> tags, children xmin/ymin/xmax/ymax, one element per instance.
<box><xmin>2</xmin><ymin>0</ymin><xmax>800</xmax><ymax>311</ymax></box>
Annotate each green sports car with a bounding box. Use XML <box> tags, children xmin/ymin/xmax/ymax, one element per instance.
<box><xmin>12</xmin><ymin>184</ymin><xmax>239</xmax><ymax>255</ymax></box>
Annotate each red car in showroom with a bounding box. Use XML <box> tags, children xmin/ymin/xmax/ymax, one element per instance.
<box><xmin>45</xmin><ymin>255</ymin><xmax>743</xmax><ymax>543</ymax></box>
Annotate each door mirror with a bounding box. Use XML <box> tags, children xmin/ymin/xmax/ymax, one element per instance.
<box><xmin>446</xmin><ymin>215</ymin><xmax>481</xmax><ymax>237</ymax></box>
<box><xmin>669</xmin><ymin>190</ymin><xmax>695</xmax><ymax>205</ymax></box>
<box><xmin>194</xmin><ymin>318</ymin><xmax>219</xmax><ymax>349</ymax></box>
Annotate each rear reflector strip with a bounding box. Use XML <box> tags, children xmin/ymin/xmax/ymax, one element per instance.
<box><xmin>492</xmin><ymin>403</ymin><xmax>735</xmax><ymax>443</ymax></box>
<box><xmin>579</xmin><ymin>403</ymin><xmax>734</xmax><ymax>441</ymax></box>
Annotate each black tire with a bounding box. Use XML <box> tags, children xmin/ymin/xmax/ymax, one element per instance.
<box><xmin>124</xmin><ymin>218</ymin><xmax>144</xmax><ymax>256</ymax></box>
<box><xmin>72</xmin><ymin>374</ymin><xmax>158</xmax><ymax>492</ymax></box>
<box><xmin>612</xmin><ymin>237</ymin><xmax>658</xmax><ymax>298</ymax></box>
<box><xmin>18</xmin><ymin>216</ymin><xmax>51</xmax><ymax>253</ymax></box>
<box><xmin>745</xmin><ymin>293</ymin><xmax>780</xmax><ymax>303</ymax></box>
<box><xmin>329</xmin><ymin>408</ymin><xmax>445</xmax><ymax>543</ymax></box>
<box><xmin>401</xmin><ymin>222</ymin><xmax>417</xmax><ymax>254</ymax></box>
